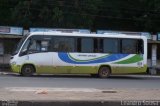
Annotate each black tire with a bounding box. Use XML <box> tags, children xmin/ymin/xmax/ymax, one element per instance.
<box><xmin>98</xmin><ymin>67</ymin><xmax>111</xmax><ymax>78</ymax></box>
<box><xmin>21</xmin><ymin>65</ymin><xmax>35</xmax><ymax>77</ymax></box>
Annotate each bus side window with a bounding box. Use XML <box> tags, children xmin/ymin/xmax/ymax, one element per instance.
<box><xmin>19</xmin><ymin>39</ymin><xmax>31</xmax><ymax>56</ymax></box>
<box><xmin>99</xmin><ymin>38</ymin><xmax>120</xmax><ymax>53</ymax></box>
<box><xmin>76</xmin><ymin>37</ymin><xmax>94</xmax><ymax>53</ymax></box>
<box><xmin>121</xmin><ymin>39</ymin><xmax>137</xmax><ymax>54</ymax></box>
<box><xmin>102</xmin><ymin>38</ymin><xmax>119</xmax><ymax>53</ymax></box>
<box><xmin>28</xmin><ymin>40</ymin><xmax>41</xmax><ymax>53</ymax></box>
<box><xmin>41</xmin><ymin>41</ymin><xmax>49</xmax><ymax>52</ymax></box>
<box><xmin>81</xmin><ymin>38</ymin><xmax>94</xmax><ymax>53</ymax></box>
<box><xmin>52</xmin><ymin>37</ymin><xmax>75</xmax><ymax>52</ymax></box>
<box><xmin>28</xmin><ymin>40</ymin><xmax>50</xmax><ymax>53</ymax></box>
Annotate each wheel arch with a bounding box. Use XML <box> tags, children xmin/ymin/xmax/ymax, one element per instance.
<box><xmin>98</xmin><ymin>65</ymin><xmax>112</xmax><ymax>74</ymax></box>
<box><xmin>21</xmin><ymin>63</ymin><xmax>36</xmax><ymax>73</ymax></box>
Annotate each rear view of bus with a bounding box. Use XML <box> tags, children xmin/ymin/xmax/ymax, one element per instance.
<box><xmin>10</xmin><ymin>32</ymin><xmax>147</xmax><ymax>78</ymax></box>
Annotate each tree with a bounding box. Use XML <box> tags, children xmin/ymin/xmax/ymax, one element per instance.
<box><xmin>0</xmin><ymin>0</ymin><xmax>160</xmax><ymax>32</ymax></box>
<box><xmin>11</xmin><ymin>1</ymin><xmax>32</xmax><ymax>28</ymax></box>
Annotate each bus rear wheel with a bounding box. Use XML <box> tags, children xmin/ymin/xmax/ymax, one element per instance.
<box><xmin>98</xmin><ymin>66</ymin><xmax>111</xmax><ymax>78</ymax></box>
<box><xmin>21</xmin><ymin>65</ymin><xmax>35</xmax><ymax>77</ymax></box>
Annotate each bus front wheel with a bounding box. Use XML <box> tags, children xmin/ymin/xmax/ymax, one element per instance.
<box><xmin>21</xmin><ymin>65</ymin><xmax>35</xmax><ymax>77</ymax></box>
<box><xmin>98</xmin><ymin>67</ymin><xmax>111</xmax><ymax>78</ymax></box>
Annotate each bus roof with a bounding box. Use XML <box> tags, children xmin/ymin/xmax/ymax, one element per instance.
<box><xmin>29</xmin><ymin>31</ymin><xmax>147</xmax><ymax>40</ymax></box>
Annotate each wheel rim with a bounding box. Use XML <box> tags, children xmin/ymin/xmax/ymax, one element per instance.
<box><xmin>99</xmin><ymin>67</ymin><xmax>110</xmax><ymax>78</ymax></box>
<box><xmin>24</xmin><ymin>67</ymin><xmax>32</xmax><ymax>74</ymax></box>
<box><xmin>22</xmin><ymin>66</ymin><xmax>33</xmax><ymax>76</ymax></box>
<box><xmin>101</xmin><ymin>68</ymin><xmax>108</xmax><ymax>76</ymax></box>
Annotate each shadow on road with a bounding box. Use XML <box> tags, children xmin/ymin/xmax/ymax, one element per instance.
<box><xmin>5</xmin><ymin>73</ymin><xmax>160</xmax><ymax>80</ymax></box>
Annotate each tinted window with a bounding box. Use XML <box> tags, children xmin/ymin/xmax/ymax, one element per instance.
<box><xmin>28</xmin><ymin>40</ymin><xmax>50</xmax><ymax>53</ymax></box>
<box><xmin>103</xmin><ymin>39</ymin><xmax>119</xmax><ymax>53</ymax></box>
<box><xmin>81</xmin><ymin>38</ymin><xmax>93</xmax><ymax>53</ymax></box>
<box><xmin>13</xmin><ymin>35</ymin><xmax>28</xmax><ymax>55</ymax></box>
<box><xmin>26</xmin><ymin>35</ymin><xmax>51</xmax><ymax>53</ymax></box>
<box><xmin>52</xmin><ymin>37</ymin><xmax>75</xmax><ymax>52</ymax></box>
<box><xmin>41</xmin><ymin>41</ymin><xmax>50</xmax><ymax>52</ymax></box>
<box><xmin>121</xmin><ymin>39</ymin><xmax>137</xmax><ymax>54</ymax></box>
<box><xmin>21</xmin><ymin>39</ymin><xmax>31</xmax><ymax>53</ymax></box>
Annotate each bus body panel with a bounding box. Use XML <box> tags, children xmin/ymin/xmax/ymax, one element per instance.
<box><xmin>10</xmin><ymin>32</ymin><xmax>148</xmax><ymax>75</ymax></box>
<box><xmin>28</xmin><ymin>52</ymin><xmax>53</xmax><ymax>74</ymax></box>
<box><xmin>11</xmin><ymin>52</ymin><xmax>147</xmax><ymax>74</ymax></box>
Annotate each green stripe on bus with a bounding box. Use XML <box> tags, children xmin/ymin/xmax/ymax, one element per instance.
<box><xmin>68</xmin><ymin>53</ymin><xmax>110</xmax><ymax>62</ymax></box>
<box><xmin>115</xmin><ymin>54</ymin><xmax>143</xmax><ymax>64</ymax></box>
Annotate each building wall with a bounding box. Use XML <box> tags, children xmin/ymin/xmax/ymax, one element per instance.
<box><xmin>157</xmin><ymin>44</ymin><xmax>160</xmax><ymax>68</ymax></box>
<box><xmin>0</xmin><ymin>37</ymin><xmax>20</xmax><ymax>65</ymax></box>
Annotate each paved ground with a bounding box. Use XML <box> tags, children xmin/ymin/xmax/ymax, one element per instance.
<box><xmin>0</xmin><ymin>72</ymin><xmax>160</xmax><ymax>89</ymax></box>
<box><xmin>1</xmin><ymin>87</ymin><xmax>160</xmax><ymax>101</ymax></box>
<box><xmin>0</xmin><ymin>72</ymin><xmax>160</xmax><ymax>105</ymax></box>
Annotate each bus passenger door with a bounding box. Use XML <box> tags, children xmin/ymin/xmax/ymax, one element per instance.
<box><xmin>27</xmin><ymin>36</ymin><xmax>53</xmax><ymax>74</ymax></box>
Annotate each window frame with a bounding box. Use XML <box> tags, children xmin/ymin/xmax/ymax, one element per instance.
<box><xmin>28</xmin><ymin>35</ymin><xmax>51</xmax><ymax>53</ymax></box>
<box><xmin>76</xmin><ymin>37</ymin><xmax>100</xmax><ymax>53</ymax></box>
<box><xmin>19</xmin><ymin>35</ymin><xmax>52</xmax><ymax>56</ymax></box>
<box><xmin>120</xmin><ymin>38</ymin><xmax>144</xmax><ymax>54</ymax></box>
<box><xmin>51</xmin><ymin>36</ymin><xmax>77</xmax><ymax>53</ymax></box>
<box><xmin>20</xmin><ymin>35</ymin><xmax>144</xmax><ymax>55</ymax></box>
<box><xmin>101</xmin><ymin>38</ymin><xmax>120</xmax><ymax>54</ymax></box>
<box><xmin>79</xmin><ymin>37</ymin><xmax>94</xmax><ymax>53</ymax></box>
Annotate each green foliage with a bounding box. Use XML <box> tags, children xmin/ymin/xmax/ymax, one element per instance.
<box><xmin>0</xmin><ymin>0</ymin><xmax>160</xmax><ymax>32</ymax></box>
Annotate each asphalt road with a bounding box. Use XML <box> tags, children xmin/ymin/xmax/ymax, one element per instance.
<box><xmin>0</xmin><ymin>74</ymin><xmax>160</xmax><ymax>89</ymax></box>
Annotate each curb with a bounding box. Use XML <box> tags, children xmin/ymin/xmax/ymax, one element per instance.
<box><xmin>0</xmin><ymin>100</ymin><xmax>160</xmax><ymax>106</ymax></box>
<box><xmin>0</xmin><ymin>72</ymin><xmax>18</xmax><ymax>76</ymax></box>
<box><xmin>0</xmin><ymin>100</ymin><xmax>121</xmax><ymax>106</ymax></box>
<box><xmin>0</xmin><ymin>72</ymin><xmax>10</xmax><ymax>75</ymax></box>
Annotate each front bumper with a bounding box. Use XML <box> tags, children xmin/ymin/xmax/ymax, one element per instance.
<box><xmin>10</xmin><ymin>64</ymin><xmax>21</xmax><ymax>73</ymax></box>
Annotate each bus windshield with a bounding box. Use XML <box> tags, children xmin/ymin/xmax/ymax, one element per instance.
<box><xmin>12</xmin><ymin>34</ymin><xmax>28</xmax><ymax>55</ymax></box>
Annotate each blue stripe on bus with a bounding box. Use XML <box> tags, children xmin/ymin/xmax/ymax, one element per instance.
<box><xmin>58</xmin><ymin>53</ymin><xmax>129</xmax><ymax>64</ymax></box>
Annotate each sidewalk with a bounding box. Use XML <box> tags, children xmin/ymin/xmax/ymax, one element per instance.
<box><xmin>0</xmin><ymin>87</ymin><xmax>160</xmax><ymax>106</ymax></box>
<box><xmin>1</xmin><ymin>72</ymin><xmax>160</xmax><ymax>105</ymax></box>
<box><xmin>0</xmin><ymin>71</ymin><xmax>19</xmax><ymax>76</ymax></box>
<box><xmin>1</xmin><ymin>87</ymin><xmax>160</xmax><ymax>101</ymax></box>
